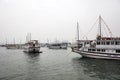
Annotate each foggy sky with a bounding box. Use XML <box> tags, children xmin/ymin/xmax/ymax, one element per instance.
<box><xmin>0</xmin><ymin>0</ymin><xmax>120</xmax><ymax>44</ymax></box>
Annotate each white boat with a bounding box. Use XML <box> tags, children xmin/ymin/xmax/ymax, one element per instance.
<box><xmin>72</xmin><ymin>16</ymin><xmax>120</xmax><ymax>60</ymax></box>
<box><xmin>23</xmin><ymin>40</ymin><xmax>41</xmax><ymax>53</ymax></box>
<box><xmin>48</xmin><ymin>42</ymin><xmax>68</xmax><ymax>49</ymax></box>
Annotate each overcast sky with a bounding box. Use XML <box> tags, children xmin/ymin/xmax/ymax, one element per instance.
<box><xmin>0</xmin><ymin>0</ymin><xmax>120</xmax><ymax>44</ymax></box>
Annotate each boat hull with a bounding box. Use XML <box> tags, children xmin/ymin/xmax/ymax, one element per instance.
<box><xmin>73</xmin><ymin>49</ymin><xmax>120</xmax><ymax>60</ymax></box>
<box><xmin>48</xmin><ymin>46</ymin><xmax>67</xmax><ymax>49</ymax></box>
<box><xmin>24</xmin><ymin>47</ymin><xmax>40</xmax><ymax>53</ymax></box>
<box><xmin>48</xmin><ymin>43</ymin><xmax>68</xmax><ymax>49</ymax></box>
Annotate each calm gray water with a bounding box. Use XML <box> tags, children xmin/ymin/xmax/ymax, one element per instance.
<box><xmin>0</xmin><ymin>47</ymin><xmax>120</xmax><ymax>80</ymax></box>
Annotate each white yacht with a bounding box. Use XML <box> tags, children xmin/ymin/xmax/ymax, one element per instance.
<box><xmin>72</xmin><ymin>16</ymin><xmax>120</xmax><ymax>60</ymax></box>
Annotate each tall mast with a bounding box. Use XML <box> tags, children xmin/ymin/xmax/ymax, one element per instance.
<box><xmin>99</xmin><ymin>15</ymin><xmax>101</xmax><ymax>37</ymax></box>
<box><xmin>26</xmin><ymin>33</ymin><xmax>28</xmax><ymax>42</ymax></box>
<box><xmin>6</xmin><ymin>38</ymin><xmax>7</xmax><ymax>45</ymax></box>
<box><xmin>26</xmin><ymin>33</ymin><xmax>31</xmax><ymax>42</ymax></box>
<box><xmin>77</xmin><ymin>22</ymin><xmax>80</xmax><ymax>48</ymax></box>
<box><xmin>30</xmin><ymin>33</ymin><xmax>31</xmax><ymax>41</ymax></box>
<box><xmin>77</xmin><ymin>22</ymin><xmax>79</xmax><ymax>41</ymax></box>
<box><xmin>13</xmin><ymin>38</ymin><xmax>15</xmax><ymax>45</ymax></box>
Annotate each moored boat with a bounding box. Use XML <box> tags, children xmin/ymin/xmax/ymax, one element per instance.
<box><xmin>48</xmin><ymin>42</ymin><xmax>68</xmax><ymax>49</ymax></box>
<box><xmin>23</xmin><ymin>40</ymin><xmax>42</xmax><ymax>53</ymax></box>
<box><xmin>6</xmin><ymin>44</ymin><xmax>25</xmax><ymax>49</ymax></box>
<box><xmin>72</xmin><ymin>16</ymin><xmax>120</xmax><ymax>60</ymax></box>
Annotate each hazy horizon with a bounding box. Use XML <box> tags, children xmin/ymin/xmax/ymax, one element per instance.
<box><xmin>0</xmin><ymin>0</ymin><xmax>120</xmax><ymax>44</ymax></box>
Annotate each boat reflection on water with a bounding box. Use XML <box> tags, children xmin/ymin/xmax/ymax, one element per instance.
<box><xmin>24</xmin><ymin>51</ymin><xmax>41</xmax><ymax>64</ymax></box>
<box><xmin>24</xmin><ymin>52</ymin><xmax>41</xmax><ymax>63</ymax></box>
<box><xmin>23</xmin><ymin>52</ymin><xmax>41</xmax><ymax>80</ymax></box>
<box><xmin>25</xmin><ymin>52</ymin><xmax>40</xmax><ymax>58</ymax></box>
<box><xmin>72</xmin><ymin>58</ymin><xmax>120</xmax><ymax>80</ymax></box>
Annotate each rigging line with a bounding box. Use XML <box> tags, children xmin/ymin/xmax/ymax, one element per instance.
<box><xmin>102</xmin><ymin>21</ymin><xmax>109</xmax><ymax>37</ymax></box>
<box><xmin>77</xmin><ymin>22</ymin><xmax>86</xmax><ymax>40</ymax></box>
<box><xmin>82</xmin><ymin>18</ymin><xmax>99</xmax><ymax>39</ymax></box>
<box><xmin>101</xmin><ymin>18</ymin><xmax>113</xmax><ymax>37</ymax></box>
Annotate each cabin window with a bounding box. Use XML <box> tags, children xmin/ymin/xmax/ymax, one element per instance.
<box><xmin>115</xmin><ymin>42</ymin><xmax>118</xmax><ymax>45</ymax></box>
<box><xmin>115</xmin><ymin>41</ymin><xmax>120</xmax><ymax>45</ymax></box>
<box><xmin>111</xmin><ymin>41</ymin><xmax>114</xmax><ymax>45</ymax></box>
<box><xmin>84</xmin><ymin>42</ymin><xmax>86</xmax><ymax>45</ymax></box>
<box><xmin>106</xmin><ymin>42</ymin><xmax>110</xmax><ymax>45</ymax></box>
<box><xmin>97</xmin><ymin>42</ymin><xmax>98</xmax><ymax>45</ymax></box>
<box><xmin>104</xmin><ymin>42</ymin><xmax>105</xmax><ymax>45</ymax></box>
<box><xmin>88</xmin><ymin>49</ymin><xmax>91</xmax><ymax>51</ymax></box>
<box><xmin>116</xmin><ymin>50</ymin><xmax>120</xmax><ymax>53</ymax></box>
<box><xmin>97</xmin><ymin>49</ymin><xmax>100</xmax><ymax>52</ymax></box>
<box><xmin>87</xmin><ymin>42</ymin><xmax>89</xmax><ymax>44</ymax></box>
<box><xmin>101</xmin><ymin>42</ymin><xmax>103</xmax><ymax>45</ymax></box>
<box><xmin>92</xmin><ymin>49</ymin><xmax>96</xmax><ymax>51</ymax></box>
<box><xmin>99</xmin><ymin>42</ymin><xmax>101</xmax><ymax>45</ymax></box>
<box><xmin>101</xmin><ymin>42</ymin><xmax>105</xmax><ymax>45</ymax></box>
<box><xmin>97</xmin><ymin>42</ymin><xmax>100</xmax><ymax>45</ymax></box>
<box><xmin>118</xmin><ymin>42</ymin><xmax>120</xmax><ymax>45</ymax></box>
<box><xmin>102</xmin><ymin>49</ymin><xmax>105</xmax><ymax>52</ymax></box>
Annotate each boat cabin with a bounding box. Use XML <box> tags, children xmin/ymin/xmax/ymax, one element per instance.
<box><xmin>78</xmin><ymin>37</ymin><xmax>120</xmax><ymax>54</ymax></box>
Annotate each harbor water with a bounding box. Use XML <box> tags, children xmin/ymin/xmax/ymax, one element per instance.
<box><xmin>0</xmin><ymin>47</ymin><xmax>120</xmax><ymax>80</ymax></box>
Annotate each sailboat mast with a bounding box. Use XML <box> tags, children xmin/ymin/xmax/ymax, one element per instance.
<box><xmin>77</xmin><ymin>22</ymin><xmax>79</xmax><ymax>41</ymax></box>
<box><xmin>13</xmin><ymin>38</ymin><xmax>15</xmax><ymax>45</ymax></box>
<box><xmin>77</xmin><ymin>22</ymin><xmax>80</xmax><ymax>48</ymax></box>
<box><xmin>26</xmin><ymin>33</ymin><xmax>28</xmax><ymax>42</ymax></box>
<box><xmin>6</xmin><ymin>38</ymin><xmax>7</xmax><ymax>46</ymax></box>
<box><xmin>99</xmin><ymin>16</ymin><xmax>101</xmax><ymax>37</ymax></box>
<box><xmin>30</xmin><ymin>33</ymin><xmax>31</xmax><ymax>41</ymax></box>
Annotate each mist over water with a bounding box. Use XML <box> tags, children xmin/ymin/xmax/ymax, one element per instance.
<box><xmin>0</xmin><ymin>47</ymin><xmax>120</xmax><ymax>80</ymax></box>
<box><xmin>0</xmin><ymin>0</ymin><xmax>120</xmax><ymax>43</ymax></box>
<box><xmin>0</xmin><ymin>0</ymin><xmax>120</xmax><ymax>80</ymax></box>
